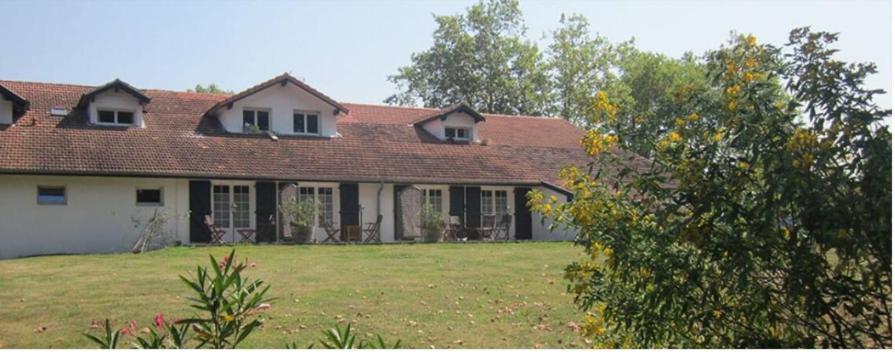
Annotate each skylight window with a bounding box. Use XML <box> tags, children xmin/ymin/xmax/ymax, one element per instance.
<box><xmin>49</xmin><ymin>107</ymin><xmax>68</xmax><ymax>117</ymax></box>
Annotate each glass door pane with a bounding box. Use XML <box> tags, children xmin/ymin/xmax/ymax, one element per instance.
<box><xmin>213</xmin><ymin>185</ymin><xmax>231</xmax><ymax>228</ymax></box>
<box><xmin>495</xmin><ymin>191</ymin><xmax>508</xmax><ymax>216</ymax></box>
<box><xmin>233</xmin><ymin>185</ymin><xmax>251</xmax><ymax>228</ymax></box>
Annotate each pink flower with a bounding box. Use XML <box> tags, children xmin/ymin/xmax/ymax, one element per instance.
<box><xmin>154</xmin><ymin>313</ymin><xmax>165</xmax><ymax>328</ymax></box>
<box><xmin>119</xmin><ymin>327</ymin><xmax>131</xmax><ymax>336</ymax></box>
<box><xmin>249</xmin><ymin>262</ymin><xmax>257</xmax><ymax>268</ymax></box>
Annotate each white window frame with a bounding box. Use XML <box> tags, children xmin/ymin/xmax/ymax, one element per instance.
<box><xmin>242</xmin><ymin>108</ymin><xmax>271</xmax><ymax>133</ymax></box>
<box><xmin>96</xmin><ymin>108</ymin><xmax>136</xmax><ymax>126</ymax></box>
<box><xmin>420</xmin><ymin>187</ymin><xmax>445</xmax><ymax>213</ymax></box>
<box><xmin>293</xmin><ymin>110</ymin><xmax>322</xmax><ymax>136</ymax></box>
<box><xmin>136</xmin><ymin>187</ymin><xmax>165</xmax><ymax>206</ymax></box>
<box><xmin>294</xmin><ymin>182</ymin><xmax>339</xmax><ymax>228</ymax></box>
<box><xmin>445</xmin><ymin>126</ymin><xmax>471</xmax><ymax>141</ymax></box>
<box><xmin>37</xmin><ymin>185</ymin><xmax>67</xmax><ymax>205</ymax></box>
<box><xmin>480</xmin><ymin>187</ymin><xmax>511</xmax><ymax>223</ymax></box>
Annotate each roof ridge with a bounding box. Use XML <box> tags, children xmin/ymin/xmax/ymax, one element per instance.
<box><xmin>0</xmin><ymin>79</ymin><xmax>97</xmax><ymax>89</ymax></box>
<box><xmin>0</xmin><ymin>79</ymin><xmax>235</xmax><ymax>98</ymax></box>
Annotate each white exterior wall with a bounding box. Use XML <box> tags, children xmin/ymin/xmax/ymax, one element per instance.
<box><xmin>0</xmin><ymin>98</ymin><xmax>12</xmax><ymax>124</ymax></box>
<box><xmin>532</xmin><ymin>186</ymin><xmax>577</xmax><ymax>241</ymax></box>
<box><xmin>358</xmin><ymin>183</ymin><xmax>395</xmax><ymax>242</ymax></box>
<box><xmin>87</xmin><ymin>91</ymin><xmax>146</xmax><ymax>127</ymax></box>
<box><xmin>421</xmin><ymin>112</ymin><xmax>479</xmax><ymax>142</ymax></box>
<box><xmin>0</xmin><ymin>175</ymin><xmax>189</xmax><ymax>259</ymax></box>
<box><xmin>217</xmin><ymin>84</ymin><xmax>339</xmax><ymax>137</ymax></box>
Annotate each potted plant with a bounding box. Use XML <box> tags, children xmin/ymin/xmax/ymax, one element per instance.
<box><xmin>279</xmin><ymin>196</ymin><xmax>318</xmax><ymax>243</ymax></box>
<box><xmin>420</xmin><ymin>204</ymin><xmax>444</xmax><ymax>243</ymax></box>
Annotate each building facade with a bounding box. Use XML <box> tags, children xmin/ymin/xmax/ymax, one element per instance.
<box><xmin>0</xmin><ymin>74</ymin><xmax>584</xmax><ymax>258</ymax></box>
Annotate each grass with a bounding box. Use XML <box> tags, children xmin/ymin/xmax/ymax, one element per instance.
<box><xmin>0</xmin><ymin>242</ymin><xmax>588</xmax><ymax>348</ymax></box>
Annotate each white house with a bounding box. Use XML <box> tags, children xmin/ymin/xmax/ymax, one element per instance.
<box><xmin>0</xmin><ymin>74</ymin><xmax>584</xmax><ymax>259</ymax></box>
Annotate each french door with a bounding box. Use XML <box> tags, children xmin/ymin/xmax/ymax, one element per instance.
<box><xmin>211</xmin><ymin>183</ymin><xmax>254</xmax><ymax>242</ymax></box>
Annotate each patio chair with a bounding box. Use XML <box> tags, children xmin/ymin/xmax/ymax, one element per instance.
<box><xmin>363</xmin><ymin>215</ymin><xmax>383</xmax><ymax>243</ymax></box>
<box><xmin>322</xmin><ymin>221</ymin><xmax>341</xmax><ymax>243</ymax></box>
<box><xmin>493</xmin><ymin>214</ymin><xmax>513</xmax><ymax>241</ymax></box>
<box><xmin>204</xmin><ymin>215</ymin><xmax>226</xmax><ymax>245</ymax></box>
<box><xmin>442</xmin><ymin>216</ymin><xmax>463</xmax><ymax>241</ymax></box>
<box><xmin>480</xmin><ymin>214</ymin><xmax>497</xmax><ymax>240</ymax></box>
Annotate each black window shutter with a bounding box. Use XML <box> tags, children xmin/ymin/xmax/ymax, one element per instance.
<box><xmin>255</xmin><ymin>182</ymin><xmax>277</xmax><ymax>242</ymax></box>
<box><xmin>189</xmin><ymin>180</ymin><xmax>212</xmax><ymax>243</ymax></box>
<box><xmin>465</xmin><ymin>186</ymin><xmax>481</xmax><ymax>236</ymax></box>
<box><xmin>514</xmin><ymin>187</ymin><xmax>533</xmax><ymax>240</ymax></box>
<box><xmin>339</xmin><ymin>183</ymin><xmax>360</xmax><ymax>226</ymax></box>
<box><xmin>449</xmin><ymin>186</ymin><xmax>466</xmax><ymax>226</ymax></box>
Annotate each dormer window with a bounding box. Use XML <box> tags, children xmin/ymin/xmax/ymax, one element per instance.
<box><xmin>97</xmin><ymin>109</ymin><xmax>135</xmax><ymax>126</ymax></box>
<box><xmin>445</xmin><ymin>127</ymin><xmax>470</xmax><ymax>141</ymax></box>
<box><xmin>242</xmin><ymin>109</ymin><xmax>270</xmax><ymax>133</ymax></box>
<box><xmin>293</xmin><ymin>111</ymin><xmax>320</xmax><ymax>135</ymax></box>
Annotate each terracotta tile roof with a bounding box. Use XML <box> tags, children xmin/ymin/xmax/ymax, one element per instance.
<box><xmin>0</xmin><ymin>79</ymin><xmax>606</xmax><ymax>187</ymax></box>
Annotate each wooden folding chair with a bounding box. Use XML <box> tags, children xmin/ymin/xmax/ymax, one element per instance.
<box><xmin>363</xmin><ymin>215</ymin><xmax>383</xmax><ymax>243</ymax></box>
<box><xmin>204</xmin><ymin>215</ymin><xmax>227</xmax><ymax>245</ymax></box>
<box><xmin>480</xmin><ymin>214</ymin><xmax>497</xmax><ymax>240</ymax></box>
<box><xmin>493</xmin><ymin>214</ymin><xmax>513</xmax><ymax>241</ymax></box>
<box><xmin>322</xmin><ymin>221</ymin><xmax>341</xmax><ymax>243</ymax></box>
<box><xmin>442</xmin><ymin>216</ymin><xmax>462</xmax><ymax>241</ymax></box>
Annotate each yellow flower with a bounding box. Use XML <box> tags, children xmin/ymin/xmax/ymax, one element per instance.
<box><xmin>687</xmin><ymin>113</ymin><xmax>699</xmax><ymax>122</ymax></box>
<box><xmin>712</xmin><ymin>129</ymin><xmax>725</xmax><ymax>142</ymax></box>
<box><xmin>728</xmin><ymin>100</ymin><xmax>738</xmax><ymax>111</ymax></box>
<box><xmin>726</xmin><ymin>84</ymin><xmax>741</xmax><ymax>96</ymax></box>
<box><xmin>668</xmin><ymin>131</ymin><xmax>683</xmax><ymax>143</ymax></box>
<box><xmin>745</xmin><ymin>34</ymin><xmax>757</xmax><ymax>47</ymax></box>
<box><xmin>581</xmin><ymin>130</ymin><xmax>618</xmax><ymax>156</ymax></box>
<box><xmin>745</xmin><ymin>57</ymin><xmax>757</xmax><ymax>69</ymax></box>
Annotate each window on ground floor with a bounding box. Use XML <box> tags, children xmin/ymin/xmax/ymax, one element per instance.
<box><xmin>37</xmin><ymin>186</ymin><xmax>66</xmax><ymax>205</ymax></box>
<box><xmin>296</xmin><ymin>186</ymin><xmax>335</xmax><ymax>227</ymax></box>
<box><xmin>136</xmin><ymin>188</ymin><xmax>163</xmax><ymax>206</ymax></box>
<box><xmin>481</xmin><ymin>189</ymin><xmax>508</xmax><ymax>227</ymax></box>
<box><xmin>420</xmin><ymin>188</ymin><xmax>443</xmax><ymax>214</ymax></box>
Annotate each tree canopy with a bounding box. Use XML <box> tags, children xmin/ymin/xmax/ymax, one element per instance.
<box><xmin>188</xmin><ymin>83</ymin><xmax>232</xmax><ymax>94</ymax></box>
<box><xmin>385</xmin><ymin>0</ymin><xmax>550</xmax><ymax>116</ymax></box>
<box><xmin>531</xmin><ymin>29</ymin><xmax>891</xmax><ymax>348</ymax></box>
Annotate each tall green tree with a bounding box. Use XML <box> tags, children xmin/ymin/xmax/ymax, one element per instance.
<box><xmin>385</xmin><ymin>0</ymin><xmax>550</xmax><ymax>115</ymax></box>
<box><xmin>532</xmin><ymin>29</ymin><xmax>891</xmax><ymax>348</ymax></box>
<box><xmin>602</xmin><ymin>50</ymin><xmax>710</xmax><ymax>156</ymax></box>
<box><xmin>547</xmin><ymin>14</ymin><xmax>625</xmax><ymax>126</ymax></box>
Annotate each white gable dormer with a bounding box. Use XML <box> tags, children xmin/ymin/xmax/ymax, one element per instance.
<box><xmin>206</xmin><ymin>74</ymin><xmax>348</xmax><ymax>137</ymax></box>
<box><xmin>78</xmin><ymin>79</ymin><xmax>150</xmax><ymax>128</ymax></box>
<box><xmin>0</xmin><ymin>83</ymin><xmax>29</xmax><ymax>125</ymax></box>
<box><xmin>413</xmin><ymin>103</ymin><xmax>486</xmax><ymax>143</ymax></box>
<box><xmin>0</xmin><ymin>98</ymin><xmax>12</xmax><ymax>125</ymax></box>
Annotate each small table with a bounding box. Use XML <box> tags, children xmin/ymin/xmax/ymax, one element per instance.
<box><xmin>236</xmin><ymin>229</ymin><xmax>256</xmax><ymax>244</ymax></box>
<box><xmin>341</xmin><ymin>225</ymin><xmax>361</xmax><ymax>242</ymax></box>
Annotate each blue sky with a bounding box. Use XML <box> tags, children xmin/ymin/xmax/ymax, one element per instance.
<box><xmin>1</xmin><ymin>0</ymin><xmax>891</xmax><ymax>109</ymax></box>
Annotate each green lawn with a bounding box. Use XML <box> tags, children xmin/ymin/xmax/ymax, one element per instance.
<box><xmin>0</xmin><ymin>242</ymin><xmax>587</xmax><ymax>348</ymax></box>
